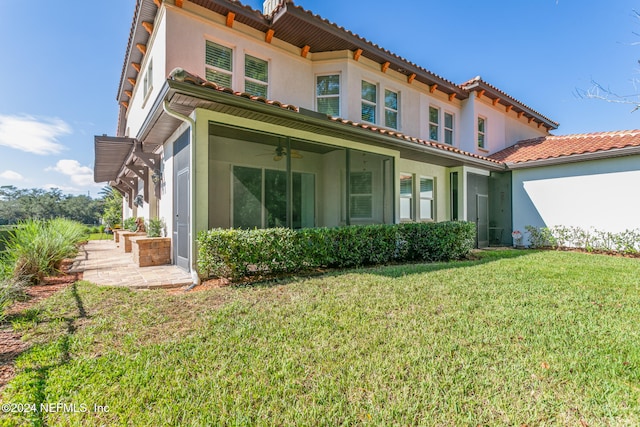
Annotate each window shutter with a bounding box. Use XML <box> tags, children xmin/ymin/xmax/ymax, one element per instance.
<box><xmin>206</xmin><ymin>41</ymin><xmax>232</xmax><ymax>71</ymax></box>
<box><xmin>245</xmin><ymin>55</ymin><xmax>268</xmax><ymax>82</ymax></box>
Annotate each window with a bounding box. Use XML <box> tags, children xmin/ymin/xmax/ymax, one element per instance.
<box><xmin>316</xmin><ymin>74</ymin><xmax>340</xmax><ymax>116</ymax></box>
<box><xmin>384</xmin><ymin>89</ymin><xmax>398</xmax><ymax>129</ymax></box>
<box><xmin>361</xmin><ymin>81</ymin><xmax>377</xmax><ymax>123</ymax></box>
<box><xmin>232</xmin><ymin>166</ymin><xmax>315</xmax><ymax>229</ymax></box>
<box><xmin>419</xmin><ymin>177</ymin><xmax>434</xmax><ymax>221</ymax></box>
<box><xmin>478</xmin><ymin>116</ymin><xmax>486</xmax><ymax>149</ymax></box>
<box><xmin>349</xmin><ymin>171</ymin><xmax>373</xmax><ymax>219</ymax></box>
<box><xmin>245</xmin><ymin>54</ymin><xmax>268</xmax><ymax>97</ymax></box>
<box><xmin>444</xmin><ymin>112</ymin><xmax>454</xmax><ymax>145</ymax></box>
<box><xmin>143</xmin><ymin>59</ymin><xmax>153</xmax><ymax>99</ymax></box>
<box><xmin>205</xmin><ymin>41</ymin><xmax>233</xmax><ymax>87</ymax></box>
<box><xmin>400</xmin><ymin>173</ymin><xmax>413</xmax><ymax>220</ymax></box>
<box><xmin>429</xmin><ymin>106</ymin><xmax>439</xmax><ymax>141</ymax></box>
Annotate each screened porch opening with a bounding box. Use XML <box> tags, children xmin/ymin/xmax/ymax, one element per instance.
<box><xmin>208</xmin><ymin>122</ymin><xmax>394</xmax><ymax>229</ymax></box>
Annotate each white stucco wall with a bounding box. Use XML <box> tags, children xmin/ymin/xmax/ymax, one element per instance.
<box><xmin>120</xmin><ymin>3</ymin><xmax>551</xmax><ymax>161</ymax></box>
<box><xmin>512</xmin><ymin>155</ymin><xmax>640</xmax><ymax>241</ymax></box>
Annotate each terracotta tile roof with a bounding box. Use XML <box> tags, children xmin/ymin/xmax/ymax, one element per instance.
<box><xmin>327</xmin><ymin>117</ymin><xmax>503</xmax><ymax>164</ymax></box>
<box><xmin>461</xmin><ymin>76</ymin><xmax>559</xmax><ymax>129</ymax></box>
<box><xmin>490</xmin><ymin>130</ymin><xmax>640</xmax><ymax>164</ymax></box>
<box><xmin>169</xmin><ymin>68</ymin><xmax>502</xmax><ymax>165</ymax></box>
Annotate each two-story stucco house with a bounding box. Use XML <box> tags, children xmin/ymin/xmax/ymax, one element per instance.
<box><xmin>94</xmin><ymin>0</ymin><xmax>640</xmax><ymax>275</ymax></box>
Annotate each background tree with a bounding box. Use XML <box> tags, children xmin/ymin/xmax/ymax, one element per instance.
<box><xmin>100</xmin><ymin>186</ymin><xmax>123</xmax><ymax>228</ymax></box>
<box><xmin>577</xmin><ymin>10</ymin><xmax>640</xmax><ymax>112</ymax></box>
<box><xmin>0</xmin><ymin>186</ymin><xmax>103</xmax><ymax>225</ymax></box>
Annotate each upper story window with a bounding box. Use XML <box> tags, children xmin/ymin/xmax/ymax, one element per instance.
<box><xmin>245</xmin><ymin>54</ymin><xmax>268</xmax><ymax>97</ymax></box>
<box><xmin>316</xmin><ymin>74</ymin><xmax>340</xmax><ymax>116</ymax></box>
<box><xmin>477</xmin><ymin>116</ymin><xmax>486</xmax><ymax>149</ymax></box>
<box><xmin>399</xmin><ymin>173</ymin><xmax>413</xmax><ymax>221</ymax></box>
<box><xmin>429</xmin><ymin>106</ymin><xmax>439</xmax><ymax>141</ymax></box>
<box><xmin>384</xmin><ymin>90</ymin><xmax>398</xmax><ymax>130</ymax></box>
<box><xmin>143</xmin><ymin>59</ymin><xmax>153</xmax><ymax>99</ymax></box>
<box><xmin>444</xmin><ymin>112</ymin><xmax>454</xmax><ymax>145</ymax></box>
<box><xmin>361</xmin><ymin>81</ymin><xmax>377</xmax><ymax>123</ymax></box>
<box><xmin>205</xmin><ymin>41</ymin><xmax>233</xmax><ymax>88</ymax></box>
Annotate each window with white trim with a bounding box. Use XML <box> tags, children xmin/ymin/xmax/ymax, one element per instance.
<box><xmin>361</xmin><ymin>80</ymin><xmax>377</xmax><ymax>123</ymax></box>
<box><xmin>400</xmin><ymin>173</ymin><xmax>413</xmax><ymax>220</ymax></box>
<box><xmin>384</xmin><ymin>89</ymin><xmax>398</xmax><ymax>129</ymax></box>
<box><xmin>349</xmin><ymin>171</ymin><xmax>373</xmax><ymax>219</ymax></box>
<box><xmin>244</xmin><ymin>54</ymin><xmax>268</xmax><ymax>97</ymax></box>
<box><xmin>419</xmin><ymin>177</ymin><xmax>434</xmax><ymax>221</ymax></box>
<box><xmin>205</xmin><ymin>41</ymin><xmax>233</xmax><ymax>88</ymax></box>
<box><xmin>477</xmin><ymin>116</ymin><xmax>486</xmax><ymax>148</ymax></box>
<box><xmin>429</xmin><ymin>106</ymin><xmax>439</xmax><ymax>141</ymax></box>
<box><xmin>444</xmin><ymin>112</ymin><xmax>454</xmax><ymax>145</ymax></box>
<box><xmin>316</xmin><ymin>74</ymin><xmax>340</xmax><ymax>116</ymax></box>
<box><xmin>143</xmin><ymin>59</ymin><xmax>153</xmax><ymax>99</ymax></box>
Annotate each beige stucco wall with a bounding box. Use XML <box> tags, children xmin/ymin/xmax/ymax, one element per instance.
<box><xmin>121</xmin><ymin>3</ymin><xmax>550</xmax><ymax>160</ymax></box>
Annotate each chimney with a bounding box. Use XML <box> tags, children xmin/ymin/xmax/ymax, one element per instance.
<box><xmin>263</xmin><ymin>0</ymin><xmax>282</xmax><ymax>15</ymax></box>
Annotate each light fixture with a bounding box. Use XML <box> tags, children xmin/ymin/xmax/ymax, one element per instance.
<box><xmin>134</xmin><ymin>194</ymin><xmax>144</xmax><ymax>207</ymax></box>
<box><xmin>151</xmin><ymin>169</ymin><xmax>162</xmax><ymax>184</ymax></box>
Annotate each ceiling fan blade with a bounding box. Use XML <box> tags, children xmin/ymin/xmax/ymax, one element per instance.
<box><xmin>290</xmin><ymin>150</ymin><xmax>303</xmax><ymax>159</ymax></box>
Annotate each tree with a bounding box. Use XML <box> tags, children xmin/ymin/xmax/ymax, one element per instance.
<box><xmin>577</xmin><ymin>10</ymin><xmax>640</xmax><ymax>112</ymax></box>
<box><xmin>101</xmin><ymin>186</ymin><xmax>123</xmax><ymax>228</ymax></box>
<box><xmin>0</xmin><ymin>187</ymin><xmax>104</xmax><ymax>225</ymax></box>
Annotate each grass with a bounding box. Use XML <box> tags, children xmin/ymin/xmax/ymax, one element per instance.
<box><xmin>1</xmin><ymin>250</ymin><xmax>639</xmax><ymax>426</ymax></box>
<box><xmin>86</xmin><ymin>233</ymin><xmax>111</xmax><ymax>241</ymax></box>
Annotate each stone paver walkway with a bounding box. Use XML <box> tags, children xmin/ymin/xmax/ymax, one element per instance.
<box><xmin>70</xmin><ymin>240</ymin><xmax>193</xmax><ymax>289</ymax></box>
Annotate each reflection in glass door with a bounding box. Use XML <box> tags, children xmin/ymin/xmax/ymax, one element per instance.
<box><xmin>233</xmin><ymin>166</ymin><xmax>315</xmax><ymax>229</ymax></box>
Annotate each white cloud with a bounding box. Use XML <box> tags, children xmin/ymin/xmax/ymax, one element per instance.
<box><xmin>43</xmin><ymin>183</ymin><xmax>79</xmax><ymax>193</ymax></box>
<box><xmin>46</xmin><ymin>159</ymin><xmax>97</xmax><ymax>187</ymax></box>
<box><xmin>0</xmin><ymin>114</ymin><xmax>70</xmax><ymax>155</ymax></box>
<box><xmin>0</xmin><ymin>170</ymin><xmax>25</xmax><ymax>181</ymax></box>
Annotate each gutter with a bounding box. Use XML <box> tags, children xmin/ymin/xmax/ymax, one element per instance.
<box><xmin>505</xmin><ymin>145</ymin><xmax>640</xmax><ymax>170</ymax></box>
<box><xmin>162</xmin><ymin>98</ymin><xmax>201</xmax><ymax>289</ymax></box>
<box><xmin>165</xmin><ymin>79</ymin><xmax>504</xmax><ymax>171</ymax></box>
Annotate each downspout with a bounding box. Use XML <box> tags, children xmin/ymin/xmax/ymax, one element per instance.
<box><xmin>162</xmin><ymin>98</ymin><xmax>201</xmax><ymax>289</ymax></box>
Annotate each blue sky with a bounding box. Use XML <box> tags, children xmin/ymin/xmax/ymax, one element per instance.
<box><xmin>0</xmin><ymin>0</ymin><xmax>638</xmax><ymax>197</ymax></box>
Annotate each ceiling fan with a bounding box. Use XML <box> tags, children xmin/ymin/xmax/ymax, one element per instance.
<box><xmin>258</xmin><ymin>142</ymin><xmax>303</xmax><ymax>161</ymax></box>
<box><xmin>272</xmin><ymin>144</ymin><xmax>303</xmax><ymax>161</ymax></box>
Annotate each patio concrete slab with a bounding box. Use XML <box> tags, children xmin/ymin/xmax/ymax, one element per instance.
<box><xmin>70</xmin><ymin>240</ymin><xmax>193</xmax><ymax>289</ymax></box>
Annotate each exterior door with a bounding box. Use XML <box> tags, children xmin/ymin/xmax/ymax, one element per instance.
<box><xmin>175</xmin><ymin>169</ymin><xmax>190</xmax><ymax>270</ymax></box>
<box><xmin>476</xmin><ymin>194</ymin><xmax>489</xmax><ymax>248</ymax></box>
<box><xmin>173</xmin><ymin>131</ymin><xmax>190</xmax><ymax>271</ymax></box>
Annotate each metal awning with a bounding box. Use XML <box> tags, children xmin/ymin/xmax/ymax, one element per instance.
<box><xmin>94</xmin><ymin>136</ymin><xmax>135</xmax><ymax>182</ymax></box>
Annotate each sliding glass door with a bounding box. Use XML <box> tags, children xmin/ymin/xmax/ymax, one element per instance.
<box><xmin>233</xmin><ymin>166</ymin><xmax>316</xmax><ymax>229</ymax></box>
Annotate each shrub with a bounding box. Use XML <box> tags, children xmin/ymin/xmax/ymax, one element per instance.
<box><xmin>147</xmin><ymin>218</ymin><xmax>165</xmax><ymax>238</ymax></box>
<box><xmin>123</xmin><ymin>217</ymin><xmax>137</xmax><ymax>232</ymax></box>
<box><xmin>198</xmin><ymin>222</ymin><xmax>476</xmax><ymax>280</ymax></box>
<box><xmin>4</xmin><ymin>218</ymin><xmax>86</xmax><ymax>285</ymax></box>
<box><xmin>524</xmin><ymin>225</ymin><xmax>640</xmax><ymax>254</ymax></box>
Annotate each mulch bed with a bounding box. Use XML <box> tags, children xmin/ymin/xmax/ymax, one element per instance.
<box><xmin>0</xmin><ymin>261</ymin><xmax>81</xmax><ymax>392</ymax></box>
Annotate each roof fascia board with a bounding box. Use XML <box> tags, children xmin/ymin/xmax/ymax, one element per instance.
<box><xmin>166</xmin><ymin>79</ymin><xmax>502</xmax><ymax>170</ymax></box>
<box><xmin>506</xmin><ymin>146</ymin><xmax>640</xmax><ymax>169</ymax></box>
<box><xmin>466</xmin><ymin>80</ymin><xmax>558</xmax><ymax>129</ymax></box>
<box><xmin>281</xmin><ymin>4</ymin><xmax>467</xmax><ymax>98</ymax></box>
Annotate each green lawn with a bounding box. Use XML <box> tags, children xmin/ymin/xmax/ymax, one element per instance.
<box><xmin>86</xmin><ymin>233</ymin><xmax>112</xmax><ymax>241</ymax></box>
<box><xmin>1</xmin><ymin>250</ymin><xmax>639</xmax><ymax>426</ymax></box>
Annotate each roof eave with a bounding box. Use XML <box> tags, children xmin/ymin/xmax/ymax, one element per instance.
<box><xmin>463</xmin><ymin>80</ymin><xmax>559</xmax><ymax>130</ymax></box>
<box><xmin>165</xmin><ymin>78</ymin><xmax>502</xmax><ymax>169</ymax></box>
<box><xmin>506</xmin><ymin>145</ymin><xmax>640</xmax><ymax>169</ymax></box>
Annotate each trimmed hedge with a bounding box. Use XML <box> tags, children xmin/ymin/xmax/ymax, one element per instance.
<box><xmin>197</xmin><ymin>221</ymin><xmax>476</xmax><ymax>280</ymax></box>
